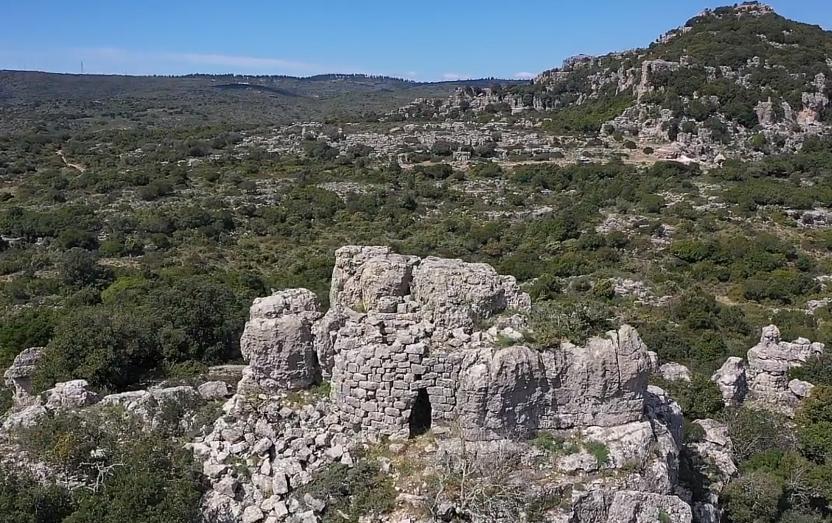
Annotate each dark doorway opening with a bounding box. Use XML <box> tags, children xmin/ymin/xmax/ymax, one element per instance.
<box><xmin>409</xmin><ymin>388</ymin><xmax>432</xmax><ymax>437</ymax></box>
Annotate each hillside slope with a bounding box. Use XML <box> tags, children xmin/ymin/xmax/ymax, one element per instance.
<box><xmin>404</xmin><ymin>2</ymin><xmax>832</xmax><ymax>163</ymax></box>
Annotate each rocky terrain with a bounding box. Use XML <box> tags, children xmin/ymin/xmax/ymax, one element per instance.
<box><xmin>2</xmin><ymin>3</ymin><xmax>832</xmax><ymax>523</ymax></box>
<box><xmin>2</xmin><ymin>246</ymin><xmax>828</xmax><ymax>522</ymax></box>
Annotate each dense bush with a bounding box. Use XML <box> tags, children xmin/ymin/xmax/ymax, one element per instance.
<box><xmin>8</xmin><ymin>409</ymin><xmax>204</xmax><ymax>523</ymax></box>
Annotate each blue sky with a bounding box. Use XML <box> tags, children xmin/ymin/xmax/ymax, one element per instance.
<box><xmin>1</xmin><ymin>1</ymin><xmax>829</xmax><ymax>81</ymax></box>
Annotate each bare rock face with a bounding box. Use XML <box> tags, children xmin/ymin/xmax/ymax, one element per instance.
<box><xmin>686</xmin><ymin>419</ymin><xmax>737</xmax><ymax>515</ymax></box>
<box><xmin>328</xmin><ymin>245</ymin><xmax>418</xmax><ymax>311</ymax></box>
<box><xmin>100</xmin><ymin>386</ymin><xmax>202</xmax><ymax>432</ymax></box>
<box><xmin>317</xmin><ymin>245</ymin><xmax>532</xmax><ymax>377</ymax></box>
<box><xmin>456</xmin><ymin>345</ymin><xmax>550</xmax><ymax>440</ymax></box>
<box><xmin>312</xmin><ymin>307</ymin><xmax>351</xmax><ymax>378</ymax></box>
<box><xmin>455</xmin><ymin>326</ymin><xmax>652</xmax><ymax>440</ymax></box>
<box><xmin>569</xmin><ymin>490</ymin><xmax>692</xmax><ymax>523</ymax></box>
<box><xmin>711</xmin><ymin>357</ymin><xmax>748</xmax><ymax>407</ymax></box>
<box><xmin>606</xmin><ymin>491</ymin><xmax>693</xmax><ymax>523</ymax></box>
<box><xmin>552</xmin><ymin>325</ymin><xmax>652</xmax><ymax>428</ymax></box>
<box><xmin>198</xmin><ymin>381</ymin><xmax>231</xmax><ymax>401</ymax></box>
<box><xmin>746</xmin><ymin>325</ymin><xmax>824</xmax><ymax>413</ymax></box>
<box><xmin>645</xmin><ymin>385</ymin><xmax>684</xmax><ymax>446</ymax></box>
<box><xmin>3</xmin><ymin>347</ymin><xmax>44</xmax><ymax>407</ymax></box>
<box><xmin>240</xmin><ymin>289</ymin><xmax>323</xmax><ymax>392</ymax></box>
<box><xmin>411</xmin><ymin>256</ymin><xmax>530</xmax><ymax>339</ymax></box>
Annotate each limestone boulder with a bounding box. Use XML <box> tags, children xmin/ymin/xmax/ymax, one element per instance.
<box><xmin>2</xmin><ymin>403</ymin><xmax>47</xmax><ymax>431</ymax></box>
<box><xmin>100</xmin><ymin>386</ymin><xmax>202</xmax><ymax>432</ymax></box>
<box><xmin>411</xmin><ymin>256</ymin><xmax>530</xmax><ymax>337</ymax></box>
<box><xmin>198</xmin><ymin>381</ymin><xmax>231</xmax><ymax>401</ymax></box>
<box><xmin>687</xmin><ymin>419</ymin><xmax>737</xmax><ymax>506</ymax></box>
<box><xmin>3</xmin><ymin>347</ymin><xmax>44</xmax><ymax>407</ymax></box>
<box><xmin>568</xmin><ymin>490</ymin><xmax>692</xmax><ymax>523</ymax></box>
<box><xmin>548</xmin><ymin>325</ymin><xmax>652</xmax><ymax>428</ymax></box>
<box><xmin>711</xmin><ymin>357</ymin><xmax>747</xmax><ymax>407</ymax></box>
<box><xmin>747</xmin><ymin>325</ymin><xmax>823</xmax><ymax>375</ymax></box>
<box><xmin>455</xmin><ymin>326</ymin><xmax>652</xmax><ymax>439</ymax></box>
<box><xmin>312</xmin><ymin>307</ymin><xmax>351</xmax><ymax>378</ymax></box>
<box><xmin>456</xmin><ymin>345</ymin><xmax>549</xmax><ymax>440</ymax></box>
<box><xmin>240</xmin><ymin>289</ymin><xmax>322</xmax><ymax>392</ymax></box>
<box><xmin>43</xmin><ymin>380</ymin><xmax>100</xmax><ymax>410</ymax></box>
<box><xmin>606</xmin><ymin>491</ymin><xmax>693</xmax><ymax>523</ymax></box>
<box><xmin>746</xmin><ymin>325</ymin><xmax>824</xmax><ymax>412</ymax></box>
<box><xmin>659</xmin><ymin>362</ymin><xmax>691</xmax><ymax>382</ymax></box>
<box><xmin>328</xmin><ymin>245</ymin><xmax>418</xmax><ymax>311</ymax></box>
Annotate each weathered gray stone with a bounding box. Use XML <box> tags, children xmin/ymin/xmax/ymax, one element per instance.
<box><xmin>746</xmin><ymin>325</ymin><xmax>824</xmax><ymax>413</ymax></box>
<box><xmin>658</xmin><ymin>362</ymin><xmax>691</xmax><ymax>382</ymax></box>
<box><xmin>711</xmin><ymin>357</ymin><xmax>747</xmax><ymax>407</ymax></box>
<box><xmin>3</xmin><ymin>347</ymin><xmax>44</xmax><ymax>407</ymax></box>
<box><xmin>197</xmin><ymin>380</ymin><xmax>230</xmax><ymax>401</ymax></box>
<box><xmin>43</xmin><ymin>380</ymin><xmax>100</xmax><ymax>410</ymax></box>
<box><xmin>240</xmin><ymin>289</ymin><xmax>322</xmax><ymax>392</ymax></box>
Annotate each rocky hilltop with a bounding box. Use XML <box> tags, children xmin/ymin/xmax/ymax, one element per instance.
<box><xmin>3</xmin><ymin>246</ymin><xmax>827</xmax><ymax>522</ymax></box>
<box><xmin>392</xmin><ymin>2</ymin><xmax>831</xmax><ymax>166</ymax></box>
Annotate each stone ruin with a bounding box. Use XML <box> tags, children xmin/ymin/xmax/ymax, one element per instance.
<box><xmin>223</xmin><ymin>246</ymin><xmax>698</xmax><ymax>521</ymax></box>
<box><xmin>239</xmin><ymin>245</ymin><xmax>658</xmax><ymax>442</ymax></box>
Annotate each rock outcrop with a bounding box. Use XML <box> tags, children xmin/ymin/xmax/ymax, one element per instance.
<box><xmin>239</xmin><ymin>288</ymin><xmax>323</xmax><ymax>393</ymax></box>
<box><xmin>710</xmin><ymin>325</ymin><xmax>824</xmax><ymax>414</ymax></box>
<box><xmin>746</xmin><ymin>325</ymin><xmax>824</xmax><ymax>412</ymax></box>
<box><xmin>3</xmin><ymin>347</ymin><xmax>43</xmax><ymax>407</ymax></box>
<box><xmin>711</xmin><ymin>357</ymin><xmax>747</xmax><ymax>407</ymax></box>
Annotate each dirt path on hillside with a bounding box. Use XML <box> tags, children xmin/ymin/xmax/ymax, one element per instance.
<box><xmin>57</xmin><ymin>150</ymin><xmax>87</xmax><ymax>172</ymax></box>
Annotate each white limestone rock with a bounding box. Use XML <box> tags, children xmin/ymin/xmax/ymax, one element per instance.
<box><xmin>43</xmin><ymin>380</ymin><xmax>100</xmax><ymax>410</ymax></box>
<box><xmin>412</xmin><ymin>256</ymin><xmax>530</xmax><ymax>337</ymax></box>
<box><xmin>198</xmin><ymin>380</ymin><xmax>231</xmax><ymax>401</ymax></box>
<box><xmin>659</xmin><ymin>362</ymin><xmax>692</xmax><ymax>382</ymax></box>
<box><xmin>711</xmin><ymin>357</ymin><xmax>747</xmax><ymax>407</ymax></box>
<box><xmin>2</xmin><ymin>347</ymin><xmax>44</xmax><ymax>407</ymax></box>
<box><xmin>746</xmin><ymin>325</ymin><xmax>824</xmax><ymax>413</ymax></box>
<box><xmin>240</xmin><ymin>289</ymin><xmax>322</xmax><ymax>392</ymax></box>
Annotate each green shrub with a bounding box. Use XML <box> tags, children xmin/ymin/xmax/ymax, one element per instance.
<box><xmin>656</xmin><ymin>374</ymin><xmax>724</xmax><ymax>420</ymax></box>
<box><xmin>527</xmin><ymin>298</ymin><xmax>613</xmax><ymax>347</ymax></box>
<box><xmin>0</xmin><ymin>466</ymin><xmax>73</xmax><ymax>523</ymax></box>
<box><xmin>795</xmin><ymin>386</ymin><xmax>832</xmax><ymax>464</ymax></box>
<box><xmin>722</xmin><ymin>471</ymin><xmax>784</xmax><ymax>523</ymax></box>
<box><xmin>583</xmin><ymin>440</ymin><xmax>610</xmax><ymax>467</ymax></box>
<box><xmin>294</xmin><ymin>460</ymin><xmax>396</xmax><ymax>523</ymax></box>
<box><xmin>532</xmin><ymin>432</ymin><xmax>566</xmax><ymax>454</ymax></box>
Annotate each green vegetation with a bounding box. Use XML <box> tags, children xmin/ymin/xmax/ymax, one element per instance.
<box><xmin>294</xmin><ymin>460</ymin><xmax>396</xmax><ymax>523</ymax></box>
<box><xmin>5</xmin><ymin>409</ymin><xmax>204</xmax><ymax>522</ymax></box>
<box><xmin>712</xmin><ymin>394</ymin><xmax>832</xmax><ymax>523</ymax></box>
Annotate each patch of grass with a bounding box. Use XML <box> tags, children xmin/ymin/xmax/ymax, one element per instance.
<box><xmin>583</xmin><ymin>440</ymin><xmax>610</xmax><ymax>467</ymax></box>
<box><xmin>532</xmin><ymin>432</ymin><xmax>566</xmax><ymax>454</ymax></box>
<box><xmin>294</xmin><ymin>460</ymin><xmax>396</xmax><ymax>523</ymax></box>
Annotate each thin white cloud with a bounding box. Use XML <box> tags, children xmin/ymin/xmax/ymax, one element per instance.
<box><xmin>513</xmin><ymin>71</ymin><xmax>537</xmax><ymax>80</ymax></box>
<box><xmin>71</xmin><ymin>47</ymin><xmax>336</xmax><ymax>75</ymax></box>
<box><xmin>441</xmin><ymin>72</ymin><xmax>470</xmax><ymax>81</ymax></box>
<box><xmin>169</xmin><ymin>52</ymin><xmax>318</xmax><ymax>72</ymax></box>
